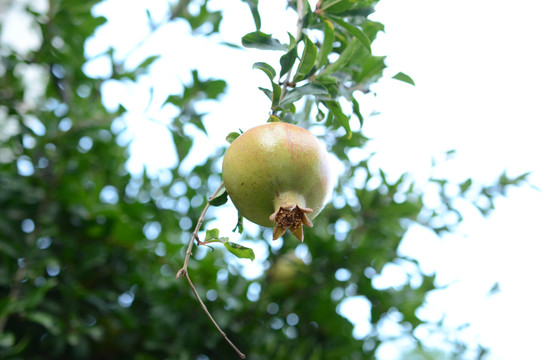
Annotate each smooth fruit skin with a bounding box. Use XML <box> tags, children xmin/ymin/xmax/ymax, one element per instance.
<box><xmin>222</xmin><ymin>122</ymin><xmax>333</xmax><ymax>241</ymax></box>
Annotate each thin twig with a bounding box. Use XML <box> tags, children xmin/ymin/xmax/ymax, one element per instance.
<box><xmin>184</xmin><ymin>271</ymin><xmax>246</xmax><ymax>359</ymax></box>
<box><xmin>176</xmin><ymin>181</ymin><xmax>224</xmax><ymax>279</ymax></box>
<box><xmin>176</xmin><ymin>181</ymin><xmax>245</xmax><ymax>359</ymax></box>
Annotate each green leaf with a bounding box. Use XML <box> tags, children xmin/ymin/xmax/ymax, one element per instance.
<box><xmin>242</xmin><ymin>0</ymin><xmax>261</xmax><ymax>30</ymax></box>
<box><xmin>258</xmin><ymin>87</ymin><xmax>273</xmax><ymax>101</ymax></box>
<box><xmin>294</xmin><ymin>34</ymin><xmax>318</xmax><ymax>81</ymax></box>
<box><xmin>233</xmin><ymin>213</ymin><xmax>244</xmax><ymax>233</ymax></box>
<box><xmin>267</xmin><ymin>115</ymin><xmax>281</xmax><ymax>122</ymax></box>
<box><xmin>253</xmin><ymin>62</ymin><xmax>276</xmax><ymax>82</ymax></box>
<box><xmin>459</xmin><ymin>178</ymin><xmax>472</xmax><ymax>194</ymax></box>
<box><xmin>205</xmin><ymin>228</ymin><xmax>220</xmax><ymax>242</ymax></box>
<box><xmin>327</xmin><ymin>16</ymin><xmax>372</xmax><ymax>52</ymax></box>
<box><xmin>271</xmin><ymin>83</ymin><xmax>282</xmax><ymax>109</ymax></box>
<box><xmin>392</xmin><ymin>72</ymin><xmax>415</xmax><ymax>86</ymax></box>
<box><xmin>137</xmin><ymin>54</ymin><xmax>161</xmax><ymax>69</ymax></box>
<box><xmin>317</xmin><ymin>38</ymin><xmax>360</xmax><ymax>78</ymax></box>
<box><xmin>253</xmin><ymin>62</ymin><xmax>281</xmax><ymax>109</ymax></box>
<box><xmin>280</xmin><ymin>47</ymin><xmax>298</xmax><ymax>79</ymax></box>
<box><xmin>323</xmin><ymin>100</ymin><xmax>352</xmax><ymax>139</ymax></box>
<box><xmin>316</xmin><ymin>19</ymin><xmax>335</xmax><ymax>69</ymax></box>
<box><xmin>226</xmin><ymin>132</ymin><xmax>240</xmax><ymax>143</ymax></box>
<box><xmin>352</xmin><ymin>98</ymin><xmax>364</xmax><ymax>127</ymax></box>
<box><xmin>242</xmin><ymin>31</ymin><xmax>286</xmax><ymax>50</ymax></box>
<box><xmin>224</xmin><ymin>241</ymin><xmax>255</xmax><ymax>261</ymax></box>
<box><xmin>357</xmin><ymin>55</ymin><xmax>387</xmax><ymax>84</ymax></box>
<box><xmin>319</xmin><ymin>0</ymin><xmax>373</xmax><ymax>15</ymax></box>
<box><xmin>280</xmin><ymin>83</ymin><xmax>329</xmax><ymax>108</ymax></box>
<box><xmin>209</xmin><ymin>187</ymin><xmax>228</xmax><ymax>206</ymax></box>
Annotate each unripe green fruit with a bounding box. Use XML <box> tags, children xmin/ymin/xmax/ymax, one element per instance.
<box><xmin>222</xmin><ymin>122</ymin><xmax>333</xmax><ymax>242</ymax></box>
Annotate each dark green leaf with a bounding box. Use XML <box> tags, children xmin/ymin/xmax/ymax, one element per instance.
<box><xmin>242</xmin><ymin>0</ymin><xmax>261</xmax><ymax>30</ymax></box>
<box><xmin>280</xmin><ymin>47</ymin><xmax>298</xmax><ymax>79</ymax></box>
<box><xmin>352</xmin><ymin>98</ymin><xmax>364</xmax><ymax>127</ymax></box>
<box><xmin>392</xmin><ymin>72</ymin><xmax>416</xmax><ymax>86</ymax></box>
<box><xmin>323</xmin><ymin>100</ymin><xmax>352</xmax><ymax>139</ymax></box>
<box><xmin>253</xmin><ymin>62</ymin><xmax>276</xmax><ymax>82</ymax></box>
<box><xmin>241</xmin><ymin>31</ymin><xmax>286</xmax><ymax>50</ymax></box>
<box><xmin>316</xmin><ymin>19</ymin><xmax>335</xmax><ymax>69</ymax></box>
<box><xmin>224</xmin><ymin>241</ymin><xmax>255</xmax><ymax>261</ymax></box>
<box><xmin>271</xmin><ymin>82</ymin><xmax>282</xmax><ymax>109</ymax></box>
<box><xmin>233</xmin><ymin>213</ymin><xmax>244</xmax><ymax>233</ymax></box>
<box><xmin>317</xmin><ymin>38</ymin><xmax>360</xmax><ymax>77</ymax></box>
<box><xmin>209</xmin><ymin>187</ymin><xmax>228</xmax><ymax>206</ymax></box>
<box><xmin>253</xmin><ymin>62</ymin><xmax>281</xmax><ymax>109</ymax></box>
<box><xmin>258</xmin><ymin>87</ymin><xmax>273</xmax><ymax>101</ymax></box>
<box><xmin>280</xmin><ymin>83</ymin><xmax>329</xmax><ymax>108</ymax></box>
<box><xmin>327</xmin><ymin>16</ymin><xmax>372</xmax><ymax>52</ymax></box>
<box><xmin>294</xmin><ymin>34</ymin><xmax>318</xmax><ymax>80</ymax></box>
<box><xmin>319</xmin><ymin>0</ymin><xmax>374</xmax><ymax>15</ymax></box>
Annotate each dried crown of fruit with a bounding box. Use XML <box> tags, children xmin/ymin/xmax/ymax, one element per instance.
<box><xmin>222</xmin><ymin>122</ymin><xmax>333</xmax><ymax>242</ymax></box>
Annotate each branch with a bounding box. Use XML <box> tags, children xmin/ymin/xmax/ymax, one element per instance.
<box><xmin>176</xmin><ymin>181</ymin><xmax>246</xmax><ymax>359</ymax></box>
<box><xmin>176</xmin><ymin>181</ymin><xmax>224</xmax><ymax>279</ymax></box>
<box><xmin>184</xmin><ymin>271</ymin><xmax>246</xmax><ymax>359</ymax></box>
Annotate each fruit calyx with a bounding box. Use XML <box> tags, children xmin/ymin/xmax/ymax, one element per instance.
<box><xmin>269</xmin><ymin>191</ymin><xmax>314</xmax><ymax>242</ymax></box>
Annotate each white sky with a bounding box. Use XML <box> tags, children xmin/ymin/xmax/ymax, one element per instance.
<box><xmin>3</xmin><ymin>0</ymin><xmax>543</xmax><ymax>358</ymax></box>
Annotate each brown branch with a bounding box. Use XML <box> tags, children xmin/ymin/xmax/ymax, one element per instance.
<box><xmin>176</xmin><ymin>181</ymin><xmax>245</xmax><ymax>359</ymax></box>
<box><xmin>176</xmin><ymin>181</ymin><xmax>224</xmax><ymax>279</ymax></box>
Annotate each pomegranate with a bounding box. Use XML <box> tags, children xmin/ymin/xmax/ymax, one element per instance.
<box><xmin>222</xmin><ymin>122</ymin><xmax>333</xmax><ymax>242</ymax></box>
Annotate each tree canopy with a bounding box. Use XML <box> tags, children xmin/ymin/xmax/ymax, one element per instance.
<box><xmin>0</xmin><ymin>0</ymin><xmax>527</xmax><ymax>359</ymax></box>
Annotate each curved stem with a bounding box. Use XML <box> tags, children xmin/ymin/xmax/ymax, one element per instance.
<box><xmin>184</xmin><ymin>271</ymin><xmax>246</xmax><ymax>359</ymax></box>
<box><xmin>176</xmin><ymin>181</ymin><xmax>246</xmax><ymax>359</ymax></box>
<box><xmin>176</xmin><ymin>181</ymin><xmax>224</xmax><ymax>279</ymax></box>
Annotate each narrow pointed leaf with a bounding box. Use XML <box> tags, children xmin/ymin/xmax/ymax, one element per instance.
<box><xmin>258</xmin><ymin>87</ymin><xmax>273</xmax><ymax>101</ymax></box>
<box><xmin>294</xmin><ymin>34</ymin><xmax>318</xmax><ymax>80</ymax></box>
<box><xmin>242</xmin><ymin>31</ymin><xmax>286</xmax><ymax>50</ymax></box>
<box><xmin>352</xmin><ymin>98</ymin><xmax>364</xmax><ymax>127</ymax></box>
<box><xmin>392</xmin><ymin>72</ymin><xmax>415</xmax><ymax>86</ymax></box>
<box><xmin>242</xmin><ymin>0</ymin><xmax>261</xmax><ymax>30</ymax></box>
<box><xmin>271</xmin><ymin>82</ymin><xmax>282</xmax><ymax>109</ymax></box>
<box><xmin>317</xmin><ymin>20</ymin><xmax>335</xmax><ymax>69</ymax></box>
<box><xmin>280</xmin><ymin>47</ymin><xmax>298</xmax><ymax>78</ymax></box>
<box><xmin>233</xmin><ymin>213</ymin><xmax>244</xmax><ymax>234</ymax></box>
<box><xmin>324</xmin><ymin>100</ymin><xmax>352</xmax><ymax>139</ymax></box>
<box><xmin>328</xmin><ymin>16</ymin><xmax>372</xmax><ymax>52</ymax></box>
<box><xmin>317</xmin><ymin>38</ymin><xmax>360</xmax><ymax>77</ymax></box>
<box><xmin>253</xmin><ymin>62</ymin><xmax>276</xmax><ymax>81</ymax></box>
<box><xmin>280</xmin><ymin>83</ymin><xmax>329</xmax><ymax>108</ymax></box>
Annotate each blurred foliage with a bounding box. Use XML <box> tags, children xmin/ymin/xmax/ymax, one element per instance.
<box><xmin>0</xmin><ymin>0</ymin><xmax>527</xmax><ymax>359</ymax></box>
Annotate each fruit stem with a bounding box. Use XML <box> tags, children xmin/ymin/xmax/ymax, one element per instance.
<box><xmin>270</xmin><ymin>191</ymin><xmax>313</xmax><ymax>242</ymax></box>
